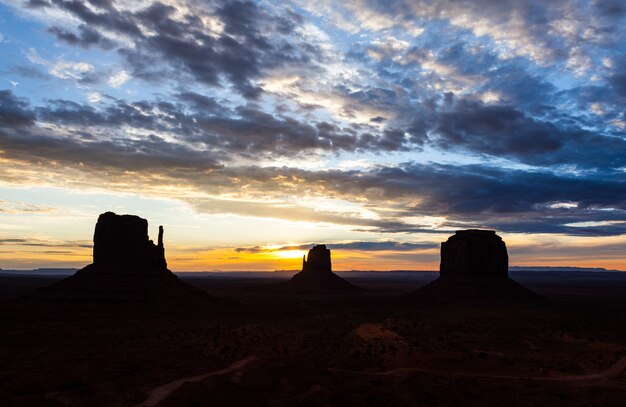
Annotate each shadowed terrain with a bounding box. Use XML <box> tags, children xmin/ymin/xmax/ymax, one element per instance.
<box><xmin>1</xmin><ymin>226</ymin><xmax>626</xmax><ymax>406</ymax></box>
<box><xmin>1</xmin><ymin>270</ymin><xmax>626</xmax><ymax>406</ymax></box>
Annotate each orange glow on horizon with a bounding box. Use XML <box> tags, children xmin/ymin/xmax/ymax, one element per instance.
<box><xmin>1</xmin><ymin>236</ymin><xmax>625</xmax><ymax>272</ymax></box>
<box><xmin>273</xmin><ymin>250</ymin><xmax>307</xmax><ymax>259</ymax></box>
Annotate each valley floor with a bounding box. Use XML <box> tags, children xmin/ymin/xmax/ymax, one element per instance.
<box><xmin>1</xmin><ymin>271</ymin><xmax>626</xmax><ymax>406</ymax></box>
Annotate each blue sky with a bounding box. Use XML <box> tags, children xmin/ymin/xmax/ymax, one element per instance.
<box><xmin>1</xmin><ymin>0</ymin><xmax>626</xmax><ymax>270</ymax></box>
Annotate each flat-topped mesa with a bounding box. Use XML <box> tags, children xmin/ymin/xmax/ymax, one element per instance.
<box><xmin>301</xmin><ymin>244</ymin><xmax>332</xmax><ymax>275</ymax></box>
<box><xmin>440</xmin><ymin>229</ymin><xmax>508</xmax><ymax>281</ymax></box>
<box><xmin>93</xmin><ymin>212</ymin><xmax>166</xmax><ymax>271</ymax></box>
<box><xmin>414</xmin><ymin>229</ymin><xmax>537</xmax><ymax>300</ymax></box>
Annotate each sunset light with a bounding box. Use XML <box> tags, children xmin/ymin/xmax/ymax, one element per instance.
<box><xmin>3</xmin><ymin>2</ymin><xmax>626</xmax><ymax>406</ymax></box>
<box><xmin>273</xmin><ymin>250</ymin><xmax>307</xmax><ymax>260</ymax></box>
<box><xmin>0</xmin><ymin>0</ymin><xmax>625</xmax><ymax>272</ymax></box>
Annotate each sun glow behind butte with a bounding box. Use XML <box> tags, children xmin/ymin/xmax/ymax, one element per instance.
<box><xmin>1</xmin><ymin>0</ymin><xmax>626</xmax><ymax>271</ymax></box>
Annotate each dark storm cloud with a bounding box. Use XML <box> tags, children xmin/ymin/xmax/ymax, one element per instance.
<box><xmin>430</xmin><ymin>98</ymin><xmax>626</xmax><ymax>168</ymax></box>
<box><xmin>34</xmin><ymin>97</ymin><xmax>194</xmax><ymax>132</ymax></box>
<box><xmin>326</xmin><ymin>163</ymin><xmax>626</xmax><ymax>214</ymax></box>
<box><xmin>141</xmin><ymin>161</ymin><xmax>626</xmax><ymax>236</ymax></box>
<box><xmin>0</xmin><ymin>127</ymin><xmax>222</xmax><ymax>172</ymax></box>
<box><xmin>2</xmin><ymin>92</ymin><xmax>626</xmax><ymax>236</ymax></box>
<box><xmin>5</xmin><ymin>0</ymin><xmax>626</xmax><ymax>240</ymax></box>
<box><xmin>433</xmin><ymin>42</ymin><xmax>558</xmax><ymax>110</ymax></box>
<box><xmin>191</xmin><ymin>106</ymin><xmax>341</xmax><ymax>154</ymax></box>
<box><xmin>34</xmin><ymin>0</ymin><xmax>142</xmax><ymax>37</ymax></box>
<box><xmin>28</xmin><ymin>0</ymin><xmax>319</xmax><ymax>99</ymax></box>
<box><xmin>355</xmin><ymin>0</ymin><xmax>625</xmax><ymax>54</ymax></box>
<box><xmin>136</xmin><ymin>0</ymin><xmax>316</xmax><ymax>98</ymax></box>
<box><xmin>19</xmin><ymin>0</ymin><xmax>626</xmax><ymax>168</ymax></box>
<box><xmin>353</xmin><ymin>35</ymin><xmax>557</xmax><ymax>115</ymax></box>
<box><xmin>594</xmin><ymin>0</ymin><xmax>626</xmax><ymax>17</ymax></box>
<box><xmin>0</xmin><ymin>90</ymin><xmax>36</xmax><ymax>127</ymax></box>
<box><xmin>0</xmin><ymin>91</ymin><xmax>223</xmax><ymax>171</ymax></box>
<box><xmin>482</xmin><ymin>64</ymin><xmax>558</xmax><ymax>113</ymax></box>
<box><xmin>187</xmin><ymin>163</ymin><xmax>618</xmax><ymax>218</ymax></box>
<box><xmin>48</xmin><ymin>24</ymin><xmax>115</xmax><ymax>49</ymax></box>
<box><xmin>437</xmin><ymin>42</ymin><xmax>498</xmax><ymax>77</ymax></box>
<box><xmin>346</xmin><ymin>41</ymin><xmax>624</xmax><ymax>169</ymax></box>
<box><xmin>175</xmin><ymin>92</ymin><xmax>224</xmax><ymax>114</ymax></box>
<box><xmin>0</xmin><ymin>90</ymin><xmax>408</xmax><ymax>157</ymax></box>
<box><xmin>434</xmin><ymin>100</ymin><xmax>564</xmax><ymax>155</ymax></box>
<box><xmin>213</xmin><ymin>163</ymin><xmax>626</xmax><ymax>236</ymax></box>
<box><xmin>342</xmin><ymin>0</ymin><xmax>625</xmax><ymax>132</ymax></box>
<box><xmin>3</xmin><ymin>90</ymin><xmax>625</xmax><ymax>231</ymax></box>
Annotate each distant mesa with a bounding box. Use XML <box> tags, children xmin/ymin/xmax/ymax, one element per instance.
<box><xmin>93</xmin><ymin>211</ymin><xmax>167</xmax><ymax>271</ymax></box>
<box><xmin>440</xmin><ymin>229</ymin><xmax>508</xmax><ymax>281</ymax></box>
<box><xmin>29</xmin><ymin>212</ymin><xmax>209</xmax><ymax>302</ymax></box>
<box><xmin>415</xmin><ymin>229</ymin><xmax>537</xmax><ymax>300</ymax></box>
<box><xmin>298</xmin><ymin>244</ymin><xmax>333</xmax><ymax>277</ymax></box>
<box><xmin>278</xmin><ymin>245</ymin><xmax>360</xmax><ymax>294</ymax></box>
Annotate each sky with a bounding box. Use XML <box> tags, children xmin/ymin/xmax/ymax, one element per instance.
<box><xmin>0</xmin><ymin>0</ymin><xmax>626</xmax><ymax>271</ymax></box>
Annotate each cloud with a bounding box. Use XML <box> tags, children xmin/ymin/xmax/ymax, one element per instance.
<box><xmin>180</xmin><ymin>163</ymin><xmax>626</xmax><ymax>236</ymax></box>
<box><xmin>107</xmin><ymin>70</ymin><xmax>130</xmax><ymax>87</ymax></box>
<box><xmin>431</xmin><ymin>98</ymin><xmax>626</xmax><ymax>168</ymax></box>
<box><xmin>0</xmin><ymin>200</ymin><xmax>55</xmax><ymax>214</ymax></box>
<box><xmin>0</xmin><ymin>90</ymin><xmax>224</xmax><ymax>171</ymax></box>
<box><xmin>0</xmin><ymin>89</ymin><xmax>420</xmax><ymax>160</ymax></box>
<box><xmin>86</xmin><ymin>92</ymin><xmax>102</xmax><ymax>103</ymax></box>
<box><xmin>235</xmin><ymin>241</ymin><xmax>438</xmax><ymax>253</ymax></box>
<box><xmin>26</xmin><ymin>0</ymin><xmax>321</xmax><ymax>99</ymax></box>
<box><xmin>13</xmin><ymin>1</ymin><xmax>626</xmax><ymax>167</ymax></box>
<box><xmin>2</xmin><ymin>0</ymin><xmax>626</xmax><ymax>245</ymax></box>
<box><xmin>49</xmin><ymin>60</ymin><xmax>94</xmax><ymax>80</ymax></box>
<box><xmin>0</xmin><ymin>90</ymin><xmax>36</xmax><ymax>127</ymax></box>
<box><xmin>2</xmin><ymin>104</ymin><xmax>625</xmax><ymax>237</ymax></box>
<box><xmin>0</xmin><ymin>237</ymin><xmax>91</xmax><ymax>248</ymax></box>
<box><xmin>343</xmin><ymin>0</ymin><xmax>624</xmax><ymax>73</ymax></box>
<box><xmin>25</xmin><ymin>47</ymin><xmax>47</xmax><ymax>66</ymax></box>
<box><xmin>48</xmin><ymin>24</ymin><xmax>115</xmax><ymax>49</ymax></box>
<box><xmin>186</xmin><ymin>196</ymin><xmax>418</xmax><ymax>232</ymax></box>
<box><xmin>24</xmin><ymin>47</ymin><xmax>99</xmax><ymax>83</ymax></box>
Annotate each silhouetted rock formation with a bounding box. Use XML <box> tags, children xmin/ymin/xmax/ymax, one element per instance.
<box><xmin>300</xmin><ymin>244</ymin><xmax>332</xmax><ymax>275</ymax></box>
<box><xmin>279</xmin><ymin>245</ymin><xmax>359</xmax><ymax>294</ymax></box>
<box><xmin>415</xmin><ymin>230</ymin><xmax>537</xmax><ymax>301</ymax></box>
<box><xmin>93</xmin><ymin>212</ymin><xmax>167</xmax><ymax>272</ymax></box>
<box><xmin>440</xmin><ymin>230</ymin><xmax>508</xmax><ymax>281</ymax></box>
<box><xmin>29</xmin><ymin>212</ymin><xmax>209</xmax><ymax>302</ymax></box>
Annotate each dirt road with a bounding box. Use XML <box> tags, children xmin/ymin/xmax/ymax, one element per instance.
<box><xmin>136</xmin><ymin>356</ymin><xmax>257</xmax><ymax>407</ymax></box>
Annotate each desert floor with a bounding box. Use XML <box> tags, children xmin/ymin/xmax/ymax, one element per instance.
<box><xmin>1</xmin><ymin>271</ymin><xmax>626</xmax><ymax>406</ymax></box>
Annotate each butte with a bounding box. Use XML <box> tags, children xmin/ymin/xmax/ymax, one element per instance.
<box><xmin>29</xmin><ymin>212</ymin><xmax>209</xmax><ymax>303</ymax></box>
<box><xmin>414</xmin><ymin>229</ymin><xmax>537</xmax><ymax>301</ymax></box>
<box><xmin>277</xmin><ymin>245</ymin><xmax>360</xmax><ymax>294</ymax></box>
